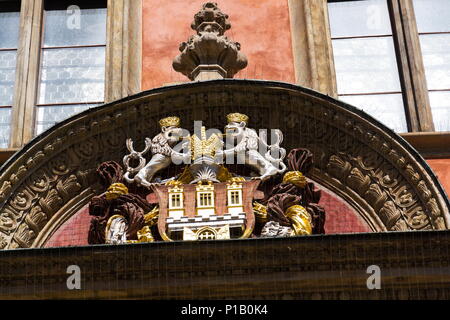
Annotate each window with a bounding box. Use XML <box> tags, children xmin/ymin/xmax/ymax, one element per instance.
<box><xmin>170</xmin><ymin>194</ymin><xmax>182</xmax><ymax>208</ymax></box>
<box><xmin>199</xmin><ymin>193</ymin><xmax>213</xmax><ymax>207</ymax></box>
<box><xmin>35</xmin><ymin>1</ymin><xmax>107</xmax><ymax>135</ymax></box>
<box><xmin>0</xmin><ymin>2</ymin><xmax>21</xmax><ymax>147</ymax></box>
<box><xmin>197</xmin><ymin>229</ymin><xmax>216</xmax><ymax>240</ymax></box>
<box><xmin>0</xmin><ymin>0</ymin><xmax>140</xmax><ymax>149</ymax></box>
<box><xmin>230</xmin><ymin>191</ymin><xmax>241</xmax><ymax>205</ymax></box>
<box><xmin>413</xmin><ymin>0</ymin><xmax>450</xmax><ymax>131</ymax></box>
<box><xmin>328</xmin><ymin>0</ymin><xmax>407</xmax><ymax>132</ymax></box>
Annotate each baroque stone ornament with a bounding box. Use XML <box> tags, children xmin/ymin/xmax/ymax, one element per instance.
<box><xmin>0</xmin><ymin>79</ymin><xmax>448</xmax><ymax>249</ymax></box>
<box><xmin>173</xmin><ymin>2</ymin><xmax>248</xmax><ymax>81</ymax></box>
<box><xmin>123</xmin><ymin>112</ymin><xmax>286</xmax><ymax>187</ymax></box>
<box><xmin>92</xmin><ymin>113</ymin><xmax>317</xmax><ymax>243</ymax></box>
<box><xmin>123</xmin><ymin>116</ymin><xmax>189</xmax><ymax>187</ymax></box>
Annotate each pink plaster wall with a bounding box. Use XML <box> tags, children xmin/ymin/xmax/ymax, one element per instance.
<box><xmin>427</xmin><ymin>159</ymin><xmax>450</xmax><ymax>197</ymax></box>
<box><xmin>142</xmin><ymin>0</ymin><xmax>296</xmax><ymax>89</ymax></box>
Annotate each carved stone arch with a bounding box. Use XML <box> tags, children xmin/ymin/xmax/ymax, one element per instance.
<box><xmin>0</xmin><ymin>79</ymin><xmax>448</xmax><ymax>249</ymax></box>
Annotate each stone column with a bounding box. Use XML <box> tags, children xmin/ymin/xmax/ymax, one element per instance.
<box><xmin>105</xmin><ymin>0</ymin><xmax>142</xmax><ymax>102</ymax></box>
<box><xmin>288</xmin><ymin>0</ymin><xmax>338</xmax><ymax>97</ymax></box>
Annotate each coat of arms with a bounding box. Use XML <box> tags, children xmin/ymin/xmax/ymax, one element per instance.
<box><xmin>88</xmin><ymin>113</ymin><xmax>326</xmax><ymax>244</ymax></box>
<box><xmin>86</xmin><ymin>3</ymin><xmax>326</xmax><ymax>245</ymax></box>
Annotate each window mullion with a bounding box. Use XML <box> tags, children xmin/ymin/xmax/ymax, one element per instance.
<box><xmin>105</xmin><ymin>0</ymin><xmax>142</xmax><ymax>103</ymax></box>
<box><xmin>389</xmin><ymin>0</ymin><xmax>434</xmax><ymax>132</ymax></box>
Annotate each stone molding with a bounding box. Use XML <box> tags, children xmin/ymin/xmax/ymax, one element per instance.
<box><xmin>0</xmin><ymin>80</ymin><xmax>448</xmax><ymax>250</ymax></box>
<box><xmin>0</xmin><ymin>230</ymin><xmax>449</xmax><ymax>299</ymax></box>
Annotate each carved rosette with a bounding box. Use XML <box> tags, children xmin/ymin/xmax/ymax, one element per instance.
<box><xmin>0</xmin><ymin>80</ymin><xmax>447</xmax><ymax>249</ymax></box>
<box><xmin>173</xmin><ymin>2</ymin><xmax>248</xmax><ymax>80</ymax></box>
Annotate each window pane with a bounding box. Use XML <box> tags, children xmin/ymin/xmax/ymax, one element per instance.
<box><xmin>0</xmin><ymin>51</ymin><xmax>17</xmax><ymax>106</ymax></box>
<box><xmin>35</xmin><ymin>104</ymin><xmax>94</xmax><ymax>134</ymax></box>
<box><xmin>0</xmin><ymin>108</ymin><xmax>11</xmax><ymax>147</ymax></box>
<box><xmin>413</xmin><ymin>0</ymin><xmax>450</xmax><ymax>33</ymax></box>
<box><xmin>0</xmin><ymin>12</ymin><xmax>20</xmax><ymax>49</ymax></box>
<box><xmin>38</xmin><ymin>47</ymin><xmax>105</xmax><ymax>104</ymax></box>
<box><xmin>43</xmin><ymin>8</ymin><xmax>107</xmax><ymax>47</ymax></box>
<box><xmin>328</xmin><ymin>0</ymin><xmax>392</xmax><ymax>38</ymax></box>
<box><xmin>340</xmin><ymin>94</ymin><xmax>407</xmax><ymax>132</ymax></box>
<box><xmin>332</xmin><ymin>37</ymin><xmax>402</xmax><ymax>94</ymax></box>
<box><xmin>429</xmin><ymin>91</ymin><xmax>450</xmax><ymax>131</ymax></box>
<box><xmin>420</xmin><ymin>34</ymin><xmax>450</xmax><ymax>91</ymax></box>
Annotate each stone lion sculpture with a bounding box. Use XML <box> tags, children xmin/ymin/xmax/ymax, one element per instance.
<box><xmin>123</xmin><ymin>116</ymin><xmax>190</xmax><ymax>187</ymax></box>
<box><xmin>220</xmin><ymin>113</ymin><xmax>287</xmax><ymax>180</ymax></box>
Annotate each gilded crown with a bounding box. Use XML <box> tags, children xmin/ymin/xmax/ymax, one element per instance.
<box><xmin>226</xmin><ymin>113</ymin><xmax>249</xmax><ymax>124</ymax></box>
<box><xmin>159</xmin><ymin>116</ymin><xmax>180</xmax><ymax>128</ymax></box>
<box><xmin>190</xmin><ymin>126</ymin><xmax>222</xmax><ymax>160</ymax></box>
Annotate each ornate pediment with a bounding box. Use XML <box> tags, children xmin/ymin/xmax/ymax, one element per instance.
<box><xmin>0</xmin><ymin>81</ymin><xmax>447</xmax><ymax>249</ymax></box>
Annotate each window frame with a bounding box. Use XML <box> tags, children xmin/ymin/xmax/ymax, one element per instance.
<box><xmin>0</xmin><ymin>4</ymin><xmax>21</xmax><ymax>148</ymax></box>
<box><xmin>34</xmin><ymin>3</ymin><xmax>107</xmax><ymax>135</ymax></box>
<box><xmin>198</xmin><ymin>192</ymin><xmax>213</xmax><ymax>208</ymax></box>
<box><xmin>6</xmin><ymin>0</ymin><xmax>142</xmax><ymax>149</ymax></box>
<box><xmin>327</xmin><ymin>0</ymin><xmax>435</xmax><ymax>133</ymax></box>
<box><xmin>170</xmin><ymin>193</ymin><xmax>182</xmax><ymax>209</ymax></box>
<box><xmin>412</xmin><ymin>0</ymin><xmax>450</xmax><ymax>132</ymax></box>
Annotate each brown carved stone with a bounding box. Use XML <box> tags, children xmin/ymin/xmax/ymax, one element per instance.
<box><xmin>261</xmin><ymin>148</ymin><xmax>325</xmax><ymax>234</ymax></box>
<box><xmin>88</xmin><ymin>162</ymin><xmax>152</xmax><ymax>244</ymax></box>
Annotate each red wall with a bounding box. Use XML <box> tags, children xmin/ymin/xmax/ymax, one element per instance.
<box><xmin>318</xmin><ymin>185</ymin><xmax>371</xmax><ymax>234</ymax></box>
<box><xmin>427</xmin><ymin>159</ymin><xmax>450</xmax><ymax>197</ymax></box>
<box><xmin>142</xmin><ymin>0</ymin><xmax>296</xmax><ymax>89</ymax></box>
<box><xmin>45</xmin><ymin>206</ymin><xmax>91</xmax><ymax>248</ymax></box>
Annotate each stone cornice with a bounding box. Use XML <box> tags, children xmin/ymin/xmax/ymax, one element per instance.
<box><xmin>0</xmin><ymin>230</ymin><xmax>449</xmax><ymax>299</ymax></box>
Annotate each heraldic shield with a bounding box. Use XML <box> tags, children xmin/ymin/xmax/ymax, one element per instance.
<box><xmin>91</xmin><ymin>113</ymin><xmax>325</xmax><ymax>245</ymax></box>
<box><xmin>152</xmin><ymin>180</ymin><xmax>261</xmax><ymax>241</ymax></box>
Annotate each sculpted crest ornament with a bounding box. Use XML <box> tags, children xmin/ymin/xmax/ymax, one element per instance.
<box><xmin>123</xmin><ymin>113</ymin><xmax>286</xmax><ymax>186</ymax></box>
<box><xmin>85</xmin><ymin>2</ymin><xmax>327</xmax><ymax>245</ymax></box>
<box><xmin>87</xmin><ymin>113</ymin><xmax>326</xmax><ymax>245</ymax></box>
<box><xmin>123</xmin><ymin>116</ymin><xmax>190</xmax><ymax>187</ymax></box>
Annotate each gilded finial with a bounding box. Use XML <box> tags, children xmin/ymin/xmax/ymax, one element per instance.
<box><xmin>226</xmin><ymin>113</ymin><xmax>249</xmax><ymax>124</ymax></box>
<box><xmin>159</xmin><ymin>116</ymin><xmax>180</xmax><ymax>128</ymax></box>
